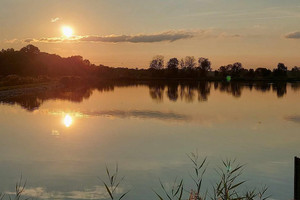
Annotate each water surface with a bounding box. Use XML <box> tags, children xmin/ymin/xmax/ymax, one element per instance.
<box><xmin>0</xmin><ymin>82</ymin><xmax>299</xmax><ymax>200</ymax></box>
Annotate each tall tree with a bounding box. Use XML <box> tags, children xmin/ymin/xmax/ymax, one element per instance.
<box><xmin>231</xmin><ymin>62</ymin><xmax>243</xmax><ymax>74</ymax></box>
<box><xmin>149</xmin><ymin>55</ymin><xmax>164</xmax><ymax>70</ymax></box>
<box><xmin>20</xmin><ymin>44</ymin><xmax>40</xmax><ymax>54</ymax></box>
<box><xmin>179</xmin><ymin>58</ymin><xmax>185</xmax><ymax>69</ymax></box>
<box><xmin>167</xmin><ymin>58</ymin><xmax>179</xmax><ymax>70</ymax></box>
<box><xmin>184</xmin><ymin>56</ymin><xmax>196</xmax><ymax>69</ymax></box>
<box><xmin>198</xmin><ymin>57</ymin><xmax>211</xmax><ymax>76</ymax></box>
<box><xmin>273</xmin><ymin>62</ymin><xmax>288</xmax><ymax>77</ymax></box>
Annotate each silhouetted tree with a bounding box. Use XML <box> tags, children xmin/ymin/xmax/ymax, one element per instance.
<box><xmin>20</xmin><ymin>44</ymin><xmax>40</xmax><ymax>54</ymax></box>
<box><xmin>231</xmin><ymin>62</ymin><xmax>243</xmax><ymax>75</ymax></box>
<box><xmin>149</xmin><ymin>55</ymin><xmax>164</xmax><ymax>70</ymax></box>
<box><xmin>277</xmin><ymin>63</ymin><xmax>288</xmax><ymax>71</ymax></box>
<box><xmin>218</xmin><ymin>65</ymin><xmax>231</xmax><ymax>77</ymax></box>
<box><xmin>167</xmin><ymin>58</ymin><xmax>179</xmax><ymax>70</ymax></box>
<box><xmin>255</xmin><ymin>68</ymin><xmax>272</xmax><ymax>78</ymax></box>
<box><xmin>184</xmin><ymin>56</ymin><xmax>196</xmax><ymax>69</ymax></box>
<box><xmin>197</xmin><ymin>57</ymin><xmax>211</xmax><ymax>76</ymax></box>
<box><xmin>179</xmin><ymin>58</ymin><xmax>185</xmax><ymax>69</ymax></box>
<box><xmin>292</xmin><ymin>66</ymin><xmax>300</xmax><ymax>72</ymax></box>
<box><xmin>246</xmin><ymin>68</ymin><xmax>255</xmax><ymax>78</ymax></box>
<box><xmin>2</xmin><ymin>45</ymin><xmax>300</xmax><ymax>81</ymax></box>
<box><xmin>273</xmin><ymin>63</ymin><xmax>287</xmax><ymax>77</ymax></box>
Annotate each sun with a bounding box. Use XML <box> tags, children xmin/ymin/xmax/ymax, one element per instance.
<box><xmin>63</xmin><ymin>114</ymin><xmax>73</xmax><ymax>127</ymax></box>
<box><xmin>62</xmin><ymin>26</ymin><xmax>73</xmax><ymax>38</ymax></box>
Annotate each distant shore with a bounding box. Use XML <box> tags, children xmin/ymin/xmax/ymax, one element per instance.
<box><xmin>1</xmin><ymin>75</ymin><xmax>300</xmax><ymax>92</ymax></box>
<box><xmin>1</xmin><ymin>45</ymin><xmax>300</xmax><ymax>91</ymax></box>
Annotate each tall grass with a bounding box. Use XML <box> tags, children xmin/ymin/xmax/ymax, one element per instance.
<box><xmin>98</xmin><ymin>164</ymin><xmax>130</xmax><ymax>200</ymax></box>
<box><xmin>1</xmin><ymin>154</ymin><xmax>270</xmax><ymax>200</ymax></box>
<box><xmin>152</xmin><ymin>153</ymin><xmax>270</xmax><ymax>200</ymax></box>
<box><xmin>0</xmin><ymin>175</ymin><xmax>29</xmax><ymax>200</ymax></box>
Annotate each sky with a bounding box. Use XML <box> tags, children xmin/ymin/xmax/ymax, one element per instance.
<box><xmin>0</xmin><ymin>0</ymin><xmax>300</xmax><ymax>69</ymax></box>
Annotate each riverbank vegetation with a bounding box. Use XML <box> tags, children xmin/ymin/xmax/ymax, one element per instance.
<box><xmin>0</xmin><ymin>154</ymin><xmax>270</xmax><ymax>200</ymax></box>
<box><xmin>1</xmin><ymin>45</ymin><xmax>299</xmax><ymax>84</ymax></box>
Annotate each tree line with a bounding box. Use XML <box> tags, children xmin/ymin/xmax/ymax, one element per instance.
<box><xmin>0</xmin><ymin>45</ymin><xmax>299</xmax><ymax>81</ymax></box>
<box><xmin>148</xmin><ymin>55</ymin><xmax>300</xmax><ymax>80</ymax></box>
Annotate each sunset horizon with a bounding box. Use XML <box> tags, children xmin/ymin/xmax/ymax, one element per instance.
<box><xmin>0</xmin><ymin>1</ymin><xmax>300</xmax><ymax>200</ymax></box>
<box><xmin>1</xmin><ymin>0</ymin><xmax>300</xmax><ymax>69</ymax></box>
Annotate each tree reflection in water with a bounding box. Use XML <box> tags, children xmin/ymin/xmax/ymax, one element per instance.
<box><xmin>0</xmin><ymin>81</ymin><xmax>299</xmax><ymax>111</ymax></box>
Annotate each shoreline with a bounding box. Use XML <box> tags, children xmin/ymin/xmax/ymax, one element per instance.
<box><xmin>0</xmin><ymin>81</ymin><xmax>60</xmax><ymax>100</ymax></box>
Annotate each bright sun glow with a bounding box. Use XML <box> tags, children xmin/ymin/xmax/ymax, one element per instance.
<box><xmin>62</xmin><ymin>26</ymin><xmax>73</xmax><ymax>38</ymax></box>
<box><xmin>63</xmin><ymin>114</ymin><xmax>73</xmax><ymax>127</ymax></box>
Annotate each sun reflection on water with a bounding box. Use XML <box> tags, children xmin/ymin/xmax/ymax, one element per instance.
<box><xmin>63</xmin><ymin>114</ymin><xmax>73</xmax><ymax>127</ymax></box>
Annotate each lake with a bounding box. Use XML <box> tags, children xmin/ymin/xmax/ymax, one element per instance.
<box><xmin>0</xmin><ymin>81</ymin><xmax>299</xmax><ymax>200</ymax></box>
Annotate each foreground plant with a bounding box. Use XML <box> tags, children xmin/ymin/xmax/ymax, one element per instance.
<box><xmin>153</xmin><ymin>178</ymin><xmax>184</xmax><ymax>200</ymax></box>
<box><xmin>187</xmin><ymin>152</ymin><xmax>208</xmax><ymax>200</ymax></box>
<box><xmin>99</xmin><ymin>164</ymin><xmax>130</xmax><ymax>200</ymax></box>
<box><xmin>153</xmin><ymin>153</ymin><xmax>270</xmax><ymax>200</ymax></box>
<box><xmin>0</xmin><ymin>175</ymin><xmax>30</xmax><ymax>200</ymax></box>
<box><xmin>212</xmin><ymin>159</ymin><xmax>245</xmax><ymax>200</ymax></box>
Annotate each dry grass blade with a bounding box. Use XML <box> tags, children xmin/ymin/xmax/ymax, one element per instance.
<box><xmin>258</xmin><ymin>185</ymin><xmax>271</xmax><ymax>200</ymax></box>
<box><xmin>153</xmin><ymin>189</ymin><xmax>164</xmax><ymax>200</ymax></box>
<box><xmin>0</xmin><ymin>193</ymin><xmax>5</xmax><ymax>200</ymax></box>
<box><xmin>159</xmin><ymin>179</ymin><xmax>173</xmax><ymax>200</ymax></box>
<box><xmin>103</xmin><ymin>182</ymin><xmax>114</xmax><ymax>200</ymax></box>
<box><xmin>100</xmin><ymin>164</ymin><xmax>129</xmax><ymax>200</ymax></box>
<box><xmin>118</xmin><ymin>190</ymin><xmax>130</xmax><ymax>200</ymax></box>
<box><xmin>154</xmin><ymin>178</ymin><xmax>184</xmax><ymax>200</ymax></box>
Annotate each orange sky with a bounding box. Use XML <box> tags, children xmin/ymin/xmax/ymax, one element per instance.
<box><xmin>1</xmin><ymin>0</ymin><xmax>300</xmax><ymax>69</ymax></box>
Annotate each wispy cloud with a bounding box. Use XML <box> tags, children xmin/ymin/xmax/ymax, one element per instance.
<box><xmin>5</xmin><ymin>186</ymin><xmax>117</xmax><ymax>199</ymax></box>
<box><xmin>22</xmin><ymin>30</ymin><xmax>205</xmax><ymax>44</ymax></box>
<box><xmin>285</xmin><ymin>31</ymin><xmax>300</xmax><ymax>39</ymax></box>
<box><xmin>4</xmin><ymin>29</ymin><xmax>242</xmax><ymax>44</ymax></box>
<box><xmin>51</xmin><ymin>17</ymin><xmax>60</xmax><ymax>23</ymax></box>
<box><xmin>285</xmin><ymin>115</ymin><xmax>300</xmax><ymax>123</ymax></box>
<box><xmin>79</xmin><ymin>31</ymin><xmax>196</xmax><ymax>43</ymax></box>
<box><xmin>182</xmin><ymin>6</ymin><xmax>300</xmax><ymax>21</ymax></box>
<box><xmin>83</xmin><ymin>110</ymin><xmax>190</xmax><ymax>121</ymax></box>
<box><xmin>41</xmin><ymin>109</ymin><xmax>190</xmax><ymax>121</ymax></box>
<box><xmin>16</xmin><ymin>29</ymin><xmax>241</xmax><ymax>44</ymax></box>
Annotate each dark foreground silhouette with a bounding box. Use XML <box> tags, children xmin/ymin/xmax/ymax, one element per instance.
<box><xmin>296</xmin><ymin>157</ymin><xmax>300</xmax><ymax>200</ymax></box>
<box><xmin>1</xmin><ymin>45</ymin><xmax>300</xmax><ymax>83</ymax></box>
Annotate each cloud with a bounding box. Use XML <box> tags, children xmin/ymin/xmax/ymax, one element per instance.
<box><xmin>79</xmin><ymin>30</ymin><xmax>197</xmax><ymax>43</ymax></box>
<box><xmin>5</xmin><ymin>186</ymin><xmax>116</xmax><ymax>199</ymax></box>
<box><xmin>218</xmin><ymin>32</ymin><xmax>241</xmax><ymax>38</ymax></box>
<box><xmin>285</xmin><ymin>115</ymin><xmax>300</xmax><ymax>123</ymax></box>
<box><xmin>22</xmin><ymin>30</ymin><xmax>209</xmax><ymax>44</ymax></box>
<box><xmin>51</xmin><ymin>17</ymin><xmax>60</xmax><ymax>23</ymax></box>
<box><xmin>42</xmin><ymin>109</ymin><xmax>190</xmax><ymax>121</ymax></box>
<box><xmin>285</xmin><ymin>31</ymin><xmax>300</xmax><ymax>39</ymax></box>
<box><xmin>83</xmin><ymin>110</ymin><xmax>190</xmax><ymax>121</ymax></box>
<box><xmin>5</xmin><ymin>29</ymin><xmax>240</xmax><ymax>44</ymax></box>
<box><xmin>23</xmin><ymin>38</ymin><xmax>34</xmax><ymax>43</ymax></box>
<box><xmin>4</xmin><ymin>39</ymin><xmax>19</xmax><ymax>43</ymax></box>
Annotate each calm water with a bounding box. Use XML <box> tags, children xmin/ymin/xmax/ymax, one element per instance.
<box><xmin>0</xmin><ymin>82</ymin><xmax>299</xmax><ymax>200</ymax></box>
